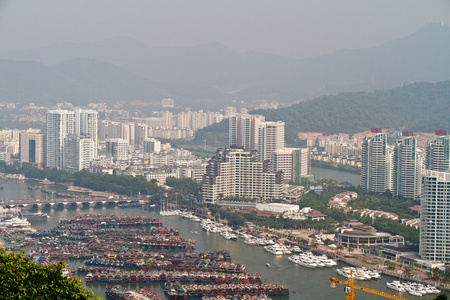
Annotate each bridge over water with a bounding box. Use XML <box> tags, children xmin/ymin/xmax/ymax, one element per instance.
<box><xmin>0</xmin><ymin>197</ymin><xmax>148</xmax><ymax>208</ymax></box>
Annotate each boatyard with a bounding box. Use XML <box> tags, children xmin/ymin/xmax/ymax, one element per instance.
<box><xmin>1</xmin><ymin>212</ymin><xmax>289</xmax><ymax>299</ymax></box>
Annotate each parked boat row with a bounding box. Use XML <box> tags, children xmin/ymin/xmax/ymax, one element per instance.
<box><xmin>9</xmin><ymin>213</ymin><xmax>288</xmax><ymax>298</ymax></box>
<box><xmin>106</xmin><ymin>285</ymin><xmax>163</xmax><ymax>300</ymax></box>
<box><xmin>201</xmin><ymin>295</ymin><xmax>271</xmax><ymax>300</ymax></box>
<box><xmin>336</xmin><ymin>267</ymin><xmax>381</xmax><ymax>280</ymax></box>
<box><xmin>164</xmin><ymin>282</ymin><xmax>289</xmax><ymax>299</ymax></box>
<box><xmin>86</xmin><ymin>270</ymin><xmax>262</xmax><ymax>284</ymax></box>
<box><xmin>19</xmin><ymin>212</ymin><xmax>50</xmax><ymax>221</ymax></box>
<box><xmin>386</xmin><ymin>280</ymin><xmax>441</xmax><ymax>296</ymax></box>
<box><xmin>288</xmin><ymin>252</ymin><xmax>337</xmax><ymax>268</ymax></box>
<box><xmin>264</xmin><ymin>244</ymin><xmax>291</xmax><ymax>255</ymax></box>
<box><xmin>82</xmin><ymin>255</ymin><xmax>243</xmax><ymax>273</ymax></box>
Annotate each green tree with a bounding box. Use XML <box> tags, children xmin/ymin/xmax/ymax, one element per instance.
<box><xmin>0</xmin><ymin>250</ymin><xmax>99</xmax><ymax>300</ymax></box>
<box><xmin>310</xmin><ymin>242</ymin><xmax>319</xmax><ymax>250</ymax></box>
<box><xmin>404</xmin><ymin>266</ymin><xmax>413</xmax><ymax>277</ymax></box>
<box><xmin>434</xmin><ymin>293</ymin><xmax>448</xmax><ymax>300</ymax></box>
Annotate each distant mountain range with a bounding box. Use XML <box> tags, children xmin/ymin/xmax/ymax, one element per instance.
<box><xmin>0</xmin><ymin>58</ymin><xmax>226</xmax><ymax>107</ymax></box>
<box><xmin>1</xmin><ymin>23</ymin><xmax>450</xmax><ymax>108</ymax></box>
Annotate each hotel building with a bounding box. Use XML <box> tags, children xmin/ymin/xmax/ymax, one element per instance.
<box><xmin>202</xmin><ymin>148</ymin><xmax>283</xmax><ymax>204</ymax></box>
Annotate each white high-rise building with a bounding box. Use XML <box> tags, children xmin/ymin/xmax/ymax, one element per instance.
<box><xmin>229</xmin><ymin>114</ymin><xmax>239</xmax><ymax>147</ymax></box>
<box><xmin>272</xmin><ymin>148</ymin><xmax>311</xmax><ymax>183</ymax></box>
<box><xmin>19</xmin><ymin>129</ymin><xmax>45</xmax><ymax>166</ymax></box>
<box><xmin>393</xmin><ymin>132</ymin><xmax>423</xmax><ymax>200</ymax></box>
<box><xmin>202</xmin><ymin>148</ymin><xmax>283</xmax><ymax>204</ymax></box>
<box><xmin>361</xmin><ymin>129</ymin><xmax>388</xmax><ymax>194</ymax></box>
<box><xmin>143</xmin><ymin>138</ymin><xmax>161</xmax><ymax>154</ymax></box>
<box><xmin>272</xmin><ymin>149</ymin><xmax>293</xmax><ymax>181</ymax></box>
<box><xmin>46</xmin><ymin>110</ymin><xmax>75</xmax><ymax>169</ymax></box>
<box><xmin>228</xmin><ymin>114</ymin><xmax>285</xmax><ymax>163</ymax></box>
<box><xmin>386</xmin><ymin>145</ymin><xmax>395</xmax><ymax>192</ymax></box>
<box><xmin>75</xmin><ymin>109</ymin><xmax>98</xmax><ymax>157</ymax></box>
<box><xmin>135</xmin><ymin>123</ymin><xmax>148</xmax><ymax>147</ymax></box>
<box><xmin>228</xmin><ymin>114</ymin><xmax>266</xmax><ymax>153</ymax></box>
<box><xmin>105</xmin><ymin>138</ymin><xmax>128</xmax><ymax>161</ymax></box>
<box><xmin>264</xmin><ymin>121</ymin><xmax>285</xmax><ymax>162</ymax></box>
<box><xmin>420</xmin><ymin>170</ymin><xmax>450</xmax><ymax>262</ymax></box>
<box><xmin>426</xmin><ymin>130</ymin><xmax>450</xmax><ymax>172</ymax></box>
<box><xmin>63</xmin><ymin>136</ymin><xmax>95</xmax><ymax>172</ymax></box>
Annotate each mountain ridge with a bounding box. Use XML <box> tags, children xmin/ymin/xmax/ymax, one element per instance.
<box><xmin>1</xmin><ymin>23</ymin><xmax>449</xmax><ymax>107</ymax></box>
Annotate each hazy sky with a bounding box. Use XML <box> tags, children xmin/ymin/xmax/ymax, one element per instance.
<box><xmin>0</xmin><ymin>0</ymin><xmax>449</xmax><ymax>59</ymax></box>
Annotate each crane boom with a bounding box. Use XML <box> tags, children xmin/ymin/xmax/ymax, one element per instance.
<box><xmin>329</xmin><ymin>277</ymin><xmax>412</xmax><ymax>300</ymax></box>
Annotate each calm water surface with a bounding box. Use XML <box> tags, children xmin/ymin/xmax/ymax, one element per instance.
<box><xmin>311</xmin><ymin>166</ymin><xmax>361</xmax><ymax>186</ymax></box>
<box><xmin>1</xmin><ymin>179</ymin><xmax>438</xmax><ymax>300</ymax></box>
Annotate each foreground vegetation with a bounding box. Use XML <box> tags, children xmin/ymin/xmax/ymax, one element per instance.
<box><xmin>0</xmin><ymin>250</ymin><xmax>99</xmax><ymax>300</ymax></box>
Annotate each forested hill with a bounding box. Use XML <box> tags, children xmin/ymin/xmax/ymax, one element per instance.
<box><xmin>253</xmin><ymin>81</ymin><xmax>450</xmax><ymax>143</ymax></box>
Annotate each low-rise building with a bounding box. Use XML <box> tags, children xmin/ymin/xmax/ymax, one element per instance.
<box><xmin>255</xmin><ymin>203</ymin><xmax>299</xmax><ymax>214</ymax></box>
<box><xmin>335</xmin><ymin>219</ymin><xmax>404</xmax><ymax>248</ymax></box>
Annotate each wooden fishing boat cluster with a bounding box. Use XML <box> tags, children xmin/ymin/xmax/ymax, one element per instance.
<box><xmin>27</xmin><ymin>215</ymin><xmax>196</xmax><ymax>260</ymax></box>
<box><xmin>202</xmin><ymin>296</ymin><xmax>272</xmax><ymax>300</ymax></box>
<box><xmin>105</xmin><ymin>285</ymin><xmax>163</xmax><ymax>300</ymax></box>
<box><xmin>21</xmin><ymin>214</ymin><xmax>288</xmax><ymax>298</ymax></box>
<box><xmin>83</xmin><ymin>257</ymin><xmax>244</xmax><ymax>273</ymax></box>
<box><xmin>164</xmin><ymin>281</ymin><xmax>289</xmax><ymax>299</ymax></box>
<box><xmin>85</xmin><ymin>269</ymin><xmax>262</xmax><ymax>284</ymax></box>
<box><xmin>60</xmin><ymin>214</ymin><xmax>163</xmax><ymax>228</ymax></box>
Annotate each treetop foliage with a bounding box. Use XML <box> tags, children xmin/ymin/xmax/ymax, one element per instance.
<box><xmin>0</xmin><ymin>250</ymin><xmax>99</xmax><ymax>300</ymax></box>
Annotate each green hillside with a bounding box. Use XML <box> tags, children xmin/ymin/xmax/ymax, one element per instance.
<box><xmin>253</xmin><ymin>81</ymin><xmax>450</xmax><ymax>143</ymax></box>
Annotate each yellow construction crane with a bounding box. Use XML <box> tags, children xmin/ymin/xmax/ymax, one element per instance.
<box><xmin>329</xmin><ymin>270</ymin><xmax>411</xmax><ymax>300</ymax></box>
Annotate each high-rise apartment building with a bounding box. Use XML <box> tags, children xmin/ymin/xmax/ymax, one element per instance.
<box><xmin>386</xmin><ymin>145</ymin><xmax>394</xmax><ymax>192</ymax></box>
<box><xmin>393</xmin><ymin>132</ymin><xmax>423</xmax><ymax>200</ymax></box>
<box><xmin>202</xmin><ymin>148</ymin><xmax>283</xmax><ymax>204</ymax></box>
<box><xmin>143</xmin><ymin>138</ymin><xmax>161</xmax><ymax>154</ymax></box>
<box><xmin>292</xmin><ymin>148</ymin><xmax>311</xmax><ymax>184</ymax></box>
<box><xmin>264</xmin><ymin>121</ymin><xmax>285</xmax><ymax>162</ymax></box>
<box><xmin>420</xmin><ymin>170</ymin><xmax>450</xmax><ymax>262</ymax></box>
<box><xmin>46</xmin><ymin>110</ymin><xmax>75</xmax><ymax>169</ymax></box>
<box><xmin>361</xmin><ymin>129</ymin><xmax>388</xmax><ymax>193</ymax></box>
<box><xmin>105</xmin><ymin>138</ymin><xmax>128</xmax><ymax>161</ymax></box>
<box><xmin>63</xmin><ymin>136</ymin><xmax>95</xmax><ymax>172</ymax></box>
<box><xmin>426</xmin><ymin>130</ymin><xmax>450</xmax><ymax>172</ymax></box>
<box><xmin>272</xmin><ymin>148</ymin><xmax>311</xmax><ymax>183</ymax></box>
<box><xmin>229</xmin><ymin>114</ymin><xmax>285</xmax><ymax>163</ymax></box>
<box><xmin>135</xmin><ymin>123</ymin><xmax>148</xmax><ymax>147</ymax></box>
<box><xmin>228</xmin><ymin>114</ymin><xmax>266</xmax><ymax>153</ymax></box>
<box><xmin>19</xmin><ymin>129</ymin><xmax>45</xmax><ymax>166</ymax></box>
<box><xmin>272</xmin><ymin>149</ymin><xmax>293</xmax><ymax>181</ymax></box>
<box><xmin>75</xmin><ymin>109</ymin><xmax>98</xmax><ymax>157</ymax></box>
<box><xmin>163</xmin><ymin>111</ymin><xmax>173</xmax><ymax>129</ymax></box>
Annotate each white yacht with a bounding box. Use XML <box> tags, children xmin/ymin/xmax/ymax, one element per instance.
<box><xmin>264</xmin><ymin>244</ymin><xmax>284</xmax><ymax>255</ymax></box>
<box><xmin>386</xmin><ymin>282</ymin><xmax>406</xmax><ymax>293</ymax></box>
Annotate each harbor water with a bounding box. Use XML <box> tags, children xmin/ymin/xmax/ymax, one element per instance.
<box><xmin>0</xmin><ymin>178</ymin><xmax>438</xmax><ymax>300</ymax></box>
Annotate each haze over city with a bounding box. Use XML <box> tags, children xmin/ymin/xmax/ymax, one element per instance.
<box><xmin>1</xmin><ymin>0</ymin><xmax>449</xmax><ymax>58</ymax></box>
<box><xmin>1</xmin><ymin>1</ymin><xmax>450</xmax><ymax>300</ymax></box>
